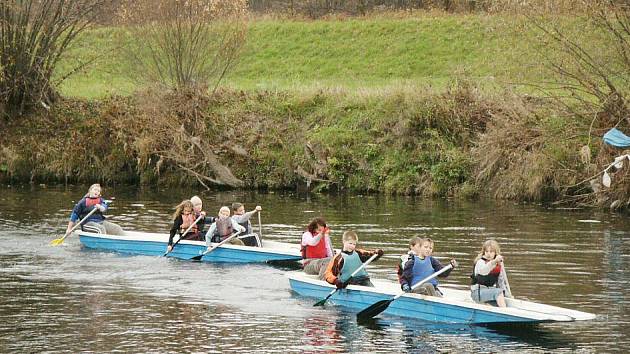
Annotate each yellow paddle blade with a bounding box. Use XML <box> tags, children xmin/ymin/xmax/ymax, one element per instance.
<box><xmin>50</xmin><ymin>238</ymin><xmax>64</xmax><ymax>246</ymax></box>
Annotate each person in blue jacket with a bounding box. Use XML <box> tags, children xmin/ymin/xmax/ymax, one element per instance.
<box><xmin>65</xmin><ymin>184</ymin><xmax>123</xmax><ymax>235</ymax></box>
<box><xmin>398</xmin><ymin>237</ymin><xmax>456</xmax><ymax>296</ymax></box>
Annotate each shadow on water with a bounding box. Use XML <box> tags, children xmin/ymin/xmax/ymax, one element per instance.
<box><xmin>80</xmin><ymin>244</ymin><xmax>305</xmax><ymax>268</ymax></box>
<box><xmin>289</xmin><ymin>291</ymin><xmax>573</xmax><ymax>352</ymax></box>
<box><xmin>355</xmin><ymin>315</ymin><xmax>578</xmax><ymax>351</ymax></box>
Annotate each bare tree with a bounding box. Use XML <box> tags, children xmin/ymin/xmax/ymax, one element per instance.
<box><xmin>117</xmin><ymin>0</ymin><xmax>248</xmax><ymax>92</ymax></box>
<box><xmin>114</xmin><ymin>1</ymin><xmax>248</xmax><ymax>188</ymax></box>
<box><xmin>530</xmin><ymin>1</ymin><xmax>630</xmax><ymax>207</ymax></box>
<box><xmin>0</xmin><ymin>0</ymin><xmax>105</xmax><ymax>118</ymax></box>
<box><xmin>533</xmin><ymin>1</ymin><xmax>630</xmax><ymax>125</ymax></box>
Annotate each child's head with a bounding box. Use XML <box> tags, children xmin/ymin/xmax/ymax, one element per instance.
<box><xmin>87</xmin><ymin>184</ymin><xmax>101</xmax><ymax>198</ymax></box>
<box><xmin>307</xmin><ymin>217</ymin><xmax>327</xmax><ymax>233</ymax></box>
<box><xmin>174</xmin><ymin>200</ymin><xmax>193</xmax><ymax>220</ymax></box>
<box><xmin>474</xmin><ymin>239</ymin><xmax>501</xmax><ymax>263</ymax></box>
<box><xmin>218</xmin><ymin>206</ymin><xmax>231</xmax><ymax>219</ymax></box>
<box><xmin>410</xmin><ymin>237</ymin><xmax>434</xmax><ymax>258</ymax></box>
<box><xmin>231</xmin><ymin>202</ymin><xmax>245</xmax><ymax>215</ymax></box>
<box><xmin>342</xmin><ymin>230</ymin><xmax>358</xmax><ymax>252</ymax></box>
<box><xmin>481</xmin><ymin>239</ymin><xmax>500</xmax><ymax>258</ymax></box>
<box><xmin>191</xmin><ymin>196</ymin><xmax>203</xmax><ymax>213</ymax></box>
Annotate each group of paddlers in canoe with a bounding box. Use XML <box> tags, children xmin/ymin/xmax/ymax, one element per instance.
<box><xmin>63</xmin><ymin>184</ymin><xmax>513</xmax><ymax>308</ymax></box>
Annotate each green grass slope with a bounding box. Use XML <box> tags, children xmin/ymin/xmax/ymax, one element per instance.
<box><xmin>58</xmin><ymin>15</ymin><xmax>554</xmax><ymax>98</ymax></box>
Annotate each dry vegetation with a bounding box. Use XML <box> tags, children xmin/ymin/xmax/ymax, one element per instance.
<box><xmin>2</xmin><ymin>0</ymin><xmax>630</xmax><ymax>210</ymax></box>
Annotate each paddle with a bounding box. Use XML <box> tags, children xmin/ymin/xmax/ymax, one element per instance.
<box><xmin>356</xmin><ymin>263</ymin><xmax>453</xmax><ymax>321</ymax></box>
<box><xmin>500</xmin><ymin>263</ymin><xmax>513</xmax><ymax>298</ymax></box>
<box><xmin>190</xmin><ymin>231</ymin><xmax>240</xmax><ymax>261</ymax></box>
<box><xmin>258</xmin><ymin>211</ymin><xmax>263</xmax><ymax>247</ymax></box>
<box><xmin>163</xmin><ymin>214</ymin><xmax>204</xmax><ymax>257</ymax></box>
<box><xmin>50</xmin><ymin>199</ymin><xmax>111</xmax><ymax>246</ymax></box>
<box><xmin>314</xmin><ymin>253</ymin><xmax>379</xmax><ymax>307</ymax></box>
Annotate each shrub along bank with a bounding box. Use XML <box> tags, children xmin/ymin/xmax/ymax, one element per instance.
<box><xmin>1</xmin><ymin>83</ymin><xmax>605</xmax><ymax>205</ymax></box>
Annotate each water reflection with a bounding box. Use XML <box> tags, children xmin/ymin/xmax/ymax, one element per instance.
<box><xmin>0</xmin><ymin>185</ymin><xmax>628</xmax><ymax>352</ymax></box>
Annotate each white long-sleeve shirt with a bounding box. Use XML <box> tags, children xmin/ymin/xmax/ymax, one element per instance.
<box><xmin>232</xmin><ymin>210</ymin><xmax>257</xmax><ymax>234</ymax></box>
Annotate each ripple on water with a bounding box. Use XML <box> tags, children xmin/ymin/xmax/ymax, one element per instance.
<box><xmin>1</xmin><ymin>186</ymin><xmax>629</xmax><ymax>352</ymax></box>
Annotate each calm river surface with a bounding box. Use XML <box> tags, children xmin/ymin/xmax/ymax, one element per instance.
<box><xmin>0</xmin><ymin>184</ymin><xmax>628</xmax><ymax>353</ymax></box>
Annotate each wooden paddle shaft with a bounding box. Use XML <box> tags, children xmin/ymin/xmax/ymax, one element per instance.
<box><xmin>258</xmin><ymin>211</ymin><xmax>262</xmax><ymax>238</ymax></box>
<box><xmin>69</xmin><ymin>208</ymin><xmax>98</xmax><ymax>234</ymax></box>
<box><xmin>204</xmin><ymin>231</ymin><xmax>239</xmax><ymax>253</ymax></box>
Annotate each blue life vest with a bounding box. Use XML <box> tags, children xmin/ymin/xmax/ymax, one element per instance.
<box><xmin>411</xmin><ymin>256</ymin><xmax>438</xmax><ymax>287</ymax></box>
<box><xmin>339</xmin><ymin>252</ymin><xmax>368</xmax><ymax>282</ymax></box>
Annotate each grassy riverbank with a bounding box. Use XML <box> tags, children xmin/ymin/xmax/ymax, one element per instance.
<box><xmin>0</xmin><ymin>83</ymin><xmax>590</xmax><ymax>202</ymax></box>
<box><xmin>56</xmin><ymin>14</ymin><xmax>592</xmax><ymax>98</ymax></box>
<box><xmin>1</xmin><ymin>12</ymin><xmax>621</xmax><ymax>207</ymax></box>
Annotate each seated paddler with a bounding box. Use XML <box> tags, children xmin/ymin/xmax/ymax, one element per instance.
<box><xmin>324</xmin><ymin>230</ymin><xmax>383</xmax><ymax>289</ymax></box>
<box><xmin>205</xmin><ymin>206</ymin><xmax>246</xmax><ymax>246</ymax></box>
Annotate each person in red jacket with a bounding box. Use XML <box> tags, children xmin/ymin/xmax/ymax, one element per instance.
<box><xmin>301</xmin><ymin>217</ymin><xmax>333</xmax><ymax>279</ymax></box>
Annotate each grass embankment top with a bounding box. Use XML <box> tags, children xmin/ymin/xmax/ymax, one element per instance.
<box><xmin>59</xmin><ymin>14</ymin><xmax>557</xmax><ymax>98</ymax></box>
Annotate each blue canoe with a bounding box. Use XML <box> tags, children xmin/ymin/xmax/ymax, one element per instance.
<box><xmin>78</xmin><ymin>230</ymin><xmax>302</xmax><ymax>263</ymax></box>
<box><xmin>288</xmin><ymin>272</ymin><xmax>596</xmax><ymax>325</ymax></box>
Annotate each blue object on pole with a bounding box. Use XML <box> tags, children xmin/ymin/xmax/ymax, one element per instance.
<box><xmin>604</xmin><ymin>128</ymin><xmax>630</xmax><ymax>148</ymax></box>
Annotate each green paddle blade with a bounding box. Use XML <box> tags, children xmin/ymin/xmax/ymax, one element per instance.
<box><xmin>356</xmin><ymin>299</ymin><xmax>393</xmax><ymax>320</ymax></box>
<box><xmin>313</xmin><ymin>298</ymin><xmax>327</xmax><ymax>307</ymax></box>
<box><xmin>313</xmin><ymin>288</ymin><xmax>340</xmax><ymax>307</ymax></box>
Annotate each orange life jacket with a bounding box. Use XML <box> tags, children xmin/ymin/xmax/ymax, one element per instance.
<box><xmin>180</xmin><ymin>213</ymin><xmax>198</xmax><ymax>234</ymax></box>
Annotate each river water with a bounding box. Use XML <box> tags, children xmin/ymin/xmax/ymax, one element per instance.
<box><xmin>0</xmin><ymin>185</ymin><xmax>627</xmax><ymax>353</ymax></box>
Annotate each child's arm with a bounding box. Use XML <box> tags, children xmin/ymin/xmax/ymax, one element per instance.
<box><xmin>230</xmin><ymin>218</ymin><xmax>246</xmax><ymax>233</ymax></box>
<box><xmin>400</xmin><ymin>255</ymin><xmax>415</xmax><ymax>290</ymax></box>
<box><xmin>169</xmin><ymin>216</ymin><xmax>183</xmax><ymax>246</ymax></box>
<box><xmin>195</xmin><ymin>212</ymin><xmax>206</xmax><ymax>225</ymax></box>
<box><xmin>66</xmin><ymin>200</ymin><xmax>85</xmax><ymax>234</ymax></box>
<box><xmin>204</xmin><ymin>222</ymin><xmax>217</xmax><ymax>247</ymax></box>
<box><xmin>241</xmin><ymin>209</ymin><xmax>258</xmax><ymax>221</ymax></box>
<box><xmin>356</xmin><ymin>248</ymin><xmax>384</xmax><ymax>262</ymax></box>
<box><xmin>397</xmin><ymin>253</ymin><xmax>414</xmax><ymax>285</ymax></box>
<box><xmin>301</xmin><ymin>230</ymin><xmax>325</xmax><ymax>246</ymax></box>
<box><xmin>430</xmin><ymin>256</ymin><xmax>455</xmax><ymax>278</ymax></box>
<box><xmin>475</xmin><ymin>256</ymin><xmax>502</xmax><ymax>275</ymax></box>
<box><xmin>96</xmin><ymin>197</ymin><xmax>108</xmax><ymax>213</ymax></box>
<box><xmin>231</xmin><ymin>214</ymin><xmax>247</xmax><ymax>224</ymax></box>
